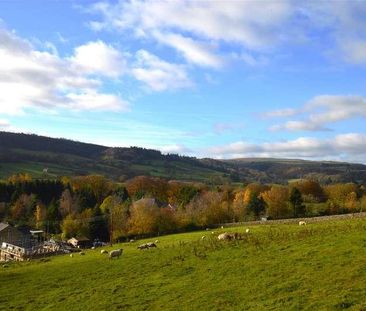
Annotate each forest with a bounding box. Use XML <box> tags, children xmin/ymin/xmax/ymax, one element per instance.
<box><xmin>1</xmin><ymin>173</ymin><xmax>365</xmax><ymax>242</ymax></box>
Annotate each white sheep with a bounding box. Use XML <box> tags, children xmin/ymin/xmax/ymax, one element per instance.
<box><xmin>299</xmin><ymin>221</ymin><xmax>307</xmax><ymax>226</ymax></box>
<box><xmin>70</xmin><ymin>254</ymin><xmax>73</xmax><ymax>258</ymax></box>
<box><xmin>109</xmin><ymin>249</ymin><xmax>123</xmax><ymax>259</ymax></box>
<box><xmin>155</xmin><ymin>240</ymin><xmax>159</xmax><ymax>244</ymax></box>
<box><xmin>101</xmin><ymin>249</ymin><xmax>108</xmax><ymax>254</ymax></box>
<box><xmin>246</xmin><ymin>228</ymin><xmax>250</xmax><ymax>233</ymax></box>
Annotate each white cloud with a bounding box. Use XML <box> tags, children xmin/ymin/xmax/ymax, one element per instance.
<box><xmin>209</xmin><ymin>133</ymin><xmax>366</xmax><ymax>161</ymax></box>
<box><xmin>90</xmin><ymin>1</ymin><xmax>292</xmax><ymax>47</ymax></box>
<box><xmin>160</xmin><ymin>144</ymin><xmax>192</xmax><ymax>155</ymax></box>
<box><xmin>89</xmin><ymin>1</ymin><xmax>366</xmax><ymax>66</ymax></box>
<box><xmin>89</xmin><ymin>0</ymin><xmax>293</xmax><ymax>68</ymax></box>
<box><xmin>263</xmin><ymin>108</ymin><xmax>298</xmax><ymax>118</ymax></box>
<box><xmin>268</xmin><ymin>95</ymin><xmax>366</xmax><ymax>132</ymax></box>
<box><xmin>0</xmin><ymin>119</ymin><xmax>10</xmax><ymax>129</ymax></box>
<box><xmin>153</xmin><ymin>31</ymin><xmax>223</xmax><ymax>68</ymax></box>
<box><xmin>66</xmin><ymin>91</ymin><xmax>129</xmax><ymax>111</ymax></box>
<box><xmin>70</xmin><ymin>40</ymin><xmax>126</xmax><ymax>78</ymax></box>
<box><xmin>0</xmin><ymin>27</ymin><xmax>129</xmax><ymax>114</ymax></box>
<box><xmin>132</xmin><ymin>50</ymin><xmax>192</xmax><ymax>91</ymax></box>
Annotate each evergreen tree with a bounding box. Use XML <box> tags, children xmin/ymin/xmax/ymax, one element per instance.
<box><xmin>290</xmin><ymin>187</ymin><xmax>305</xmax><ymax>217</ymax></box>
<box><xmin>247</xmin><ymin>193</ymin><xmax>266</xmax><ymax>217</ymax></box>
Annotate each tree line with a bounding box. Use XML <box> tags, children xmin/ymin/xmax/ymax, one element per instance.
<box><xmin>1</xmin><ymin>174</ymin><xmax>365</xmax><ymax>242</ymax></box>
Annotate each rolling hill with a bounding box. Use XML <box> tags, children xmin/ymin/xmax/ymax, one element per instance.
<box><xmin>1</xmin><ymin>218</ymin><xmax>366</xmax><ymax>310</ymax></box>
<box><xmin>1</xmin><ymin>131</ymin><xmax>366</xmax><ymax>184</ymax></box>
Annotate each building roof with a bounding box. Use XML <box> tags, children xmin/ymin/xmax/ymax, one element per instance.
<box><xmin>0</xmin><ymin>222</ymin><xmax>10</xmax><ymax>232</ymax></box>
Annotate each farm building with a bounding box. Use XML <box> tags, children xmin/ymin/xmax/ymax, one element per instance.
<box><xmin>0</xmin><ymin>223</ymin><xmax>56</xmax><ymax>262</ymax></box>
<box><xmin>0</xmin><ymin>222</ymin><xmax>32</xmax><ymax>248</ymax></box>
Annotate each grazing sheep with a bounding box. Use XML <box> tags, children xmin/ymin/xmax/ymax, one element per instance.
<box><xmin>138</xmin><ymin>242</ymin><xmax>157</xmax><ymax>250</ymax></box>
<box><xmin>299</xmin><ymin>221</ymin><xmax>307</xmax><ymax>226</ymax></box>
<box><xmin>155</xmin><ymin>240</ymin><xmax>159</xmax><ymax>243</ymax></box>
<box><xmin>109</xmin><ymin>249</ymin><xmax>123</xmax><ymax>259</ymax></box>
<box><xmin>101</xmin><ymin>249</ymin><xmax>108</xmax><ymax>254</ymax></box>
<box><xmin>129</xmin><ymin>239</ymin><xmax>135</xmax><ymax>243</ymax></box>
<box><xmin>218</xmin><ymin>232</ymin><xmax>240</xmax><ymax>241</ymax></box>
<box><xmin>246</xmin><ymin>228</ymin><xmax>250</xmax><ymax>233</ymax></box>
<box><xmin>138</xmin><ymin>244</ymin><xmax>149</xmax><ymax>250</ymax></box>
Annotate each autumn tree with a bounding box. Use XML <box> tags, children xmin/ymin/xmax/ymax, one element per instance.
<box><xmin>59</xmin><ymin>189</ymin><xmax>78</xmax><ymax>217</ymax></box>
<box><xmin>126</xmin><ymin>176</ymin><xmax>168</xmax><ymax>202</ymax></box>
<box><xmin>34</xmin><ymin>203</ymin><xmax>47</xmax><ymax>230</ymax></box>
<box><xmin>11</xmin><ymin>194</ymin><xmax>36</xmax><ymax>223</ymax></box>
<box><xmin>291</xmin><ymin>179</ymin><xmax>325</xmax><ymax>203</ymax></box>
<box><xmin>128</xmin><ymin>199</ymin><xmax>160</xmax><ymax>235</ymax></box>
<box><xmin>185</xmin><ymin>191</ymin><xmax>233</xmax><ymax>227</ymax></box>
<box><xmin>109</xmin><ymin>201</ymin><xmax>130</xmax><ymax>242</ymax></box>
<box><xmin>262</xmin><ymin>185</ymin><xmax>290</xmax><ymax>219</ymax></box>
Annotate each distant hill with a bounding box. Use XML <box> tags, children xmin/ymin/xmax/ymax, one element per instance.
<box><xmin>1</xmin><ymin>131</ymin><xmax>366</xmax><ymax>184</ymax></box>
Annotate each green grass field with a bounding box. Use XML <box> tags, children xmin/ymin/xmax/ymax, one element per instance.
<box><xmin>1</xmin><ymin>219</ymin><xmax>366</xmax><ymax>310</ymax></box>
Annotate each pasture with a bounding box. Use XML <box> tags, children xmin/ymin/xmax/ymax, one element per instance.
<box><xmin>1</xmin><ymin>218</ymin><xmax>366</xmax><ymax>310</ymax></box>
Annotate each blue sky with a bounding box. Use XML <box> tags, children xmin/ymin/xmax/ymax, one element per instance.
<box><xmin>0</xmin><ymin>0</ymin><xmax>366</xmax><ymax>162</ymax></box>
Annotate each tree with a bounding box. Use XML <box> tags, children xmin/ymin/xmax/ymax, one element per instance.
<box><xmin>35</xmin><ymin>203</ymin><xmax>47</xmax><ymax>230</ymax></box>
<box><xmin>89</xmin><ymin>206</ymin><xmax>109</xmax><ymax>241</ymax></box>
<box><xmin>128</xmin><ymin>200</ymin><xmax>160</xmax><ymax>235</ymax></box>
<box><xmin>59</xmin><ymin>189</ymin><xmax>78</xmax><ymax>217</ymax></box>
<box><xmin>289</xmin><ymin>187</ymin><xmax>305</xmax><ymax>217</ymax></box>
<box><xmin>262</xmin><ymin>186</ymin><xmax>290</xmax><ymax>219</ymax></box>
<box><xmin>247</xmin><ymin>193</ymin><xmax>266</xmax><ymax>217</ymax></box>
<box><xmin>109</xmin><ymin>201</ymin><xmax>130</xmax><ymax>242</ymax></box>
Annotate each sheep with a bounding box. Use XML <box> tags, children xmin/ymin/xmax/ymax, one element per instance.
<box><xmin>201</xmin><ymin>235</ymin><xmax>206</xmax><ymax>240</ymax></box>
<box><xmin>138</xmin><ymin>244</ymin><xmax>149</xmax><ymax>250</ymax></box>
<box><xmin>100</xmin><ymin>249</ymin><xmax>108</xmax><ymax>254</ymax></box>
<box><xmin>129</xmin><ymin>239</ymin><xmax>135</xmax><ymax>243</ymax></box>
<box><xmin>138</xmin><ymin>242</ymin><xmax>157</xmax><ymax>250</ymax></box>
<box><xmin>299</xmin><ymin>221</ymin><xmax>307</xmax><ymax>226</ymax></box>
<box><xmin>155</xmin><ymin>240</ymin><xmax>159</xmax><ymax>244</ymax></box>
<box><xmin>70</xmin><ymin>254</ymin><xmax>73</xmax><ymax>258</ymax></box>
<box><xmin>109</xmin><ymin>249</ymin><xmax>123</xmax><ymax>259</ymax></box>
<box><xmin>218</xmin><ymin>233</ymin><xmax>234</xmax><ymax>241</ymax></box>
<box><xmin>218</xmin><ymin>232</ymin><xmax>240</xmax><ymax>241</ymax></box>
<box><xmin>79</xmin><ymin>252</ymin><xmax>85</xmax><ymax>256</ymax></box>
<box><xmin>246</xmin><ymin>228</ymin><xmax>250</xmax><ymax>233</ymax></box>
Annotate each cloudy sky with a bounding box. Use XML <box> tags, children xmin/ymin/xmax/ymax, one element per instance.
<box><xmin>0</xmin><ymin>0</ymin><xmax>366</xmax><ymax>162</ymax></box>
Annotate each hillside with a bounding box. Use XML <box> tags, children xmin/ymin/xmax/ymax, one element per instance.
<box><xmin>1</xmin><ymin>218</ymin><xmax>366</xmax><ymax>310</ymax></box>
<box><xmin>1</xmin><ymin>131</ymin><xmax>366</xmax><ymax>184</ymax></box>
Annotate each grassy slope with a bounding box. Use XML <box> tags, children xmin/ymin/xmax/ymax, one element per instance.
<box><xmin>1</xmin><ymin>219</ymin><xmax>366</xmax><ymax>311</ymax></box>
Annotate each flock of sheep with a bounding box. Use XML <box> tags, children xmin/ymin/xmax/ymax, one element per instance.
<box><xmin>70</xmin><ymin>221</ymin><xmax>307</xmax><ymax>259</ymax></box>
